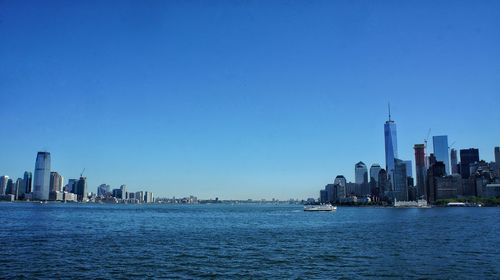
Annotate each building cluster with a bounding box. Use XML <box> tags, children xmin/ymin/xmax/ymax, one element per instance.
<box><xmin>0</xmin><ymin>151</ymin><xmax>154</xmax><ymax>204</ymax></box>
<box><xmin>319</xmin><ymin>108</ymin><xmax>500</xmax><ymax>205</ymax></box>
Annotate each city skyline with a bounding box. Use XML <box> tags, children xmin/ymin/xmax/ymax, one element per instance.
<box><xmin>1</xmin><ymin>0</ymin><xmax>499</xmax><ymax>199</ymax></box>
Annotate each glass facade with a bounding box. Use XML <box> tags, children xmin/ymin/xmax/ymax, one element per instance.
<box><xmin>433</xmin><ymin>135</ymin><xmax>450</xmax><ymax>175</ymax></box>
<box><xmin>33</xmin><ymin>152</ymin><xmax>51</xmax><ymax>200</ymax></box>
<box><xmin>384</xmin><ymin>120</ymin><xmax>398</xmax><ymax>190</ymax></box>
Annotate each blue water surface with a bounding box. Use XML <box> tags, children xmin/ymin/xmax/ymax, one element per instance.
<box><xmin>0</xmin><ymin>203</ymin><xmax>498</xmax><ymax>279</ymax></box>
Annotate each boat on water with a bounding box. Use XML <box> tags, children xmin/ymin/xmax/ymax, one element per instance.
<box><xmin>304</xmin><ymin>204</ymin><xmax>337</xmax><ymax>212</ymax></box>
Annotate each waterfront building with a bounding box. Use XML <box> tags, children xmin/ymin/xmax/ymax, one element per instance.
<box><xmin>49</xmin><ymin>172</ymin><xmax>63</xmax><ymax>192</ymax></box>
<box><xmin>393</xmin><ymin>159</ymin><xmax>408</xmax><ymax>201</ymax></box>
<box><xmin>369</xmin><ymin>164</ymin><xmax>382</xmax><ymax>197</ymax></box>
<box><xmin>355</xmin><ymin>161</ymin><xmax>368</xmax><ymax>195</ymax></box>
<box><xmin>23</xmin><ymin>172</ymin><xmax>32</xmax><ymax>194</ymax></box>
<box><xmin>0</xmin><ymin>176</ymin><xmax>9</xmax><ymax>195</ymax></box>
<box><xmin>145</xmin><ymin>191</ymin><xmax>154</xmax><ymax>203</ymax></box>
<box><xmin>495</xmin><ymin>147</ymin><xmax>500</xmax><ymax>177</ymax></box>
<box><xmin>377</xmin><ymin>169</ymin><xmax>387</xmax><ymax>199</ymax></box>
<box><xmin>333</xmin><ymin>175</ymin><xmax>346</xmax><ymax>200</ymax></box>
<box><xmin>414</xmin><ymin>144</ymin><xmax>426</xmax><ymax>199</ymax></box>
<box><xmin>435</xmin><ymin>174</ymin><xmax>462</xmax><ymax>200</ymax></box>
<box><xmin>404</xmin><ymin>160</ymin><xmax>412</xmax><ymax>178</ymax></box>
<box><xmin>75</xmin><ymin>177</ymin><xmax>87</xmax><ymax>202</ymax></box>
<box><xmin>5</xmin><ymin>179</ymin><xmax>14</xmax><ymax>195</ymax></box>
<box><xmin>135</xmin><ymin>191</ymin><xmax>144</xmax><ymax>203</ymax></box>
<box><xmin>426</xmin><ymin>161</ymin><xmax>446</xmax><ymax>203</ymax></box>
<box><xmin>384</xmin><ymin>108</ymin><xmax>398</xmax><ymax>190</ymax></box>
<box><xmin>33</xmin><ymin>152</ymin><xmax>51</xmax><ymax>200</ymax></box>
<box><xmin>97</xmin><ymin>184</ymin><xmax>111</xmax><ymax>197</ymax></box>
<box><xmin>120</xmin><ymin>185</ymin><xmax>127</xmax><ymax>200</ymax></box>
<box><xmin>112</xmin><ymin>188</ymin><xmax>122</xmax><ymax>198</ymax></box>
<box><xmin>433</xmin><ymin>135</ymin><xmax>450</xmax><ymax>175</ymax></box>
<box><xmin>325</xmin><ymin>184</ymin><xmax>335</xmax><ymax>203</ymax></box>
<box><xmin>319</xmin><ymin>189</ymin><xmax>327</xmax><ymax>204</ymax></box>
<box><xmin>65</xmin><ymin>179</ymin><xmax>78</xmax><ymax>193</ymax></box>
<box><xmin>15</xmin><ymin>178</ymin><xmax>23</xmax><ymax>200</ymax></box>
<box><xmin>459</xmin><ymin>148</ymin><xmax>479</xmax><ymax>179</ymax></box>
<box><xmin>450</xmin><ymin>149</ymin><xmax>458</xmax><ymax>174</ymax></box>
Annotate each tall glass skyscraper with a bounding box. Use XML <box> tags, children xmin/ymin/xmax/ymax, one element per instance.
<box><xmin>384</xmin><ymin>110</ymin><xmax>398</xmax><ymax>190</ymax></box>
<box><xmin>433</xmin><ymin>136</ymin><xmax>450</xmax><ymax>175</ymax></box>
<box><xmin>33</xmin><ymin>152</ymin><xmax>51</xmax><ymax>200</ymax></box>
<box><xmin>354</xmin><ymin>161</ymin><xmax>368</xmax><ymax>185</ymax></box>
<box><xmin>414</xmin><ymin>144</ymin><xmax>426</xmax><ymax>199</ymax></box>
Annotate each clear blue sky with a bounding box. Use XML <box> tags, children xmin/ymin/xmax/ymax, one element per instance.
<box><xmin>1</xmin><ymin>0</ymin><xmax>499</xmax><ymax>200</ymax></box>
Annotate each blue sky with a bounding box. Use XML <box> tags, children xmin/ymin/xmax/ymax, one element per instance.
<box><xmin>1</xmin><ymin>0</ymin><xmax>499</xmax><ymax>199</ymax></box>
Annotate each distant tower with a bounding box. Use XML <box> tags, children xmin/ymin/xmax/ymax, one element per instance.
<box><xmin>459</xmin><ymin>148</ymin><xmax>479</xmax><ymax>179</ymax></box>
<box><xmin>384</xmin><ymin>104</ymin><xmax>398</xmax><ymax>191</ymax></box>
<box><xmin>76</xmin><ymin>177</ymin><xmax>87</xmax><ymax>201</ymax></box>
<box><xmin>33</xmin><ymin>152</ymin><xmax>51</xmax><ymax>200</ymax></box>
<box><xmin>23</xmin><ymin>171</ymin><xmax>33</xmax><ymax>194</ymax></box>
<box><xmin>450</xmin><ymin>148</ymin><xmax>458</xmax><ymax>174</ymax></box>
<box><xmin>369</xmin><ymin>164</ymin><xmax>382</xmax><ymax>198</ymax></box>
<box><xmin>414</xmin><ymin>144</ymin><xmax>426</xmax><ymax>199</ymax></box>
<box><xmin>432</xmin><ymin>136</ymin><xmax>450</xmax><ymax>175</ymax></box>
<box><xmin>49</xmin><ymin>172</ymin><xmax>63</xmax><ymax>192</ymax></box>
<box><xmin>334</xmin><ymin>175</ymin><xmax>347</xmax><ymax>199</ymax></box>
<box><xmin>495</xmin><ymin>147</ymin><xmax>500</xmax><ymax>177</ymax></box>
<box><xmin>355</xmin><ymin>161</ymin><xmax>368</xmax><ymax>185</ymax></box>
<box><xmin>0</xmin><ymin>175</ymin><xmax>9</xmax><ymax>195</ymax></box>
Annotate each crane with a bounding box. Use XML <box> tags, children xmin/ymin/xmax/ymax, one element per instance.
<box><xmin>80</xmin><ymin>168</ymin><xmax>85</xmax><ymax>178</ymax></box>
<box><xmin>424</xmin><ymin>128</ymin><xmax>431</xmax><ymax>148</ymax></box>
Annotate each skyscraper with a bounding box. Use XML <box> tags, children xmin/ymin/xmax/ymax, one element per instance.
<box><xmin>369</xmin><ymin>164</ymin><xmax>382</xmax><ymax>197</ymax></box>
<box><xmin>384</xmin><ymin>106</ymin><xmax>398</xmax><ymax>191</ymax></box>
<box><xmin>404</xmin><ymin>160</ymin><xmax>413</xmax><ymax>178</ymax></box>
<box><xmin>433</xmin><ymin>135</ymin><xmax>450</xmax><ymax>175</ymax></box>
<box><xmin>0</xmin><ymin>175</ymin><xmax>9</xmax><ymax>195</ymax></box>
<box><xmin>495</xmin><ymin>147</ymin><xmax>500</xmax><ymax>177</ymax></box>
<box><xmin>355</xmin><ymin>161</ymin><xmax>368</xmax><ymax>185</ymax></box>
<box><xmin>450</xmin><ymin>148</ymin><xmax>458</xmax><ymax>174</ymax></box>
<box><xmin>120</xmin><ymin>185</ymin><xmax>127</xmax><ymax>200</ymax></box>
<box><xmin>459</xmin><ymin>148</ymin><xmax>479</xmax><ymax>179</ymax></box>
<box><xmin>393</xmin><ymin>159</ymin><xmax>408</xmax><ymax>201</ymax></box>
<box><xmin>414</xmin><ymin>144</ymin><xmax>426</xmax><ymax>199</ymax></box>
<box><xmin>76</xmin><ymin>177</ymin><xmax>87</xmax><ymax>201</ymax></box>
<box><xmin>49</xmin><ymin>172</ymin><xmax>63</xmax><ymax>192</ymax></box>
<box><xmin>334</xmin><ymin>175</ymin><xmax>347</xmax><ymax>200</ymax></box>
<box><xmin>23</xmin><ymin>171</ymin><xmax>32</xmax><ymax>194</ymax></box>
<box><xmin>33</xmin><ymin>152</ymin><xmax>51</xmax><ymax>200</ymax></box>
<box><xmin>97</xmin><ymin>184</ymin><xmax>111</xmax><ymax>197</ymax></box>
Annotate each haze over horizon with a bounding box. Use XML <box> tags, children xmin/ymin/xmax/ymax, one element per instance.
<box><xmin>1</xmin><ymin>0</ymin><xmax>499</xmax><ymax>200</ymax></box>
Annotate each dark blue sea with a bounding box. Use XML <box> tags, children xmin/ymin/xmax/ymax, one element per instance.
<box><xmin>0</xmin><ymin>203</ymin><xmax>498</xmax><ymax>279</ymax></box>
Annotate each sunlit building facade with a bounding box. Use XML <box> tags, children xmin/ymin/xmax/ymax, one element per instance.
<box><xmin>33</xmin><ymin>152</ymin><xmax>51</xmax><ymax>200</ymax></box>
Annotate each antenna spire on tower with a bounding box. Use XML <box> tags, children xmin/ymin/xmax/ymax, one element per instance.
<box><xmin>388</xmin><ymin>102</ymin><xmax>392</xmax><ymax>121</ymax></box>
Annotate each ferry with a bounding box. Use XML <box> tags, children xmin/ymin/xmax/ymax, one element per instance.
<box><xmin>304</xmin><ymin>204</ymin><xmax>337</xmax><ymax>212</ymax></box>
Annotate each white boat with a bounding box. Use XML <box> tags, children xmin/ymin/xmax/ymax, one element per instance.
<box><xmin>304</xmin><ymin>204</ymin><xmax>337</xmax><ymax>212</ymax></box>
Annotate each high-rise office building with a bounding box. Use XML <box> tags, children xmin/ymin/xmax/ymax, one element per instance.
<box><xmin>393</xmin><ymin>159</ymin><xmax>408</xmax><ymax>201</ymax></box>
<box><xmin>355</xmin><ymin>162</ymin><xmax>368</xmax><ymax>185</ymax></box>
<box><xmin>66</xmin><ymin>179</ymin><xmax>78</xmax><ymax>193</ymax></box>
<box><xmin>97</xmin><ymin>184</ymin><xmax>111</xmax><ymax>197</ymax></box>
<box><xmin>427</xmin><ymin>161</ymin><xmax>446</xmax><ymax>203</ymax></box>
<box><xmin>369</xmin><ymin>164</ymin><xmax>382</xmax><ymax>196</ymax></box>
<box><xmin>0</xmin><ymin>175</ymin><xmax>9</xmax><ymax>195</ymax></box>
<box><xmin>450</xmin><ymin>149</ymin><xmax>458</xmax><ymax>174</ymax></box>
<box><xmin>49</xmin><ymin>172</ymin><xmax>63</xmax><ymax>192</ymax></box>
<box><xmin>120</xmin><ymin>185</ymin><xmax>127</xmax><ymax>200</ymax></box>
<box><xmin>459</xmin><ymin>148</ymin><xmax>479</xmax><ymax>179</ymax></box>
<box><xmin>495</xmin><ymin>147</ymin><xmax>500</xmax><ymax>176</ymax></box>
<box><xmin>414</xmin><ymin>144</ymin><xmax>426</xmax><ymax>199</ymax></box>
<box><xmin>384</xmin><ymin>108</ymin><xmax>398</xmax><ymax>189</ymax></box>
<box><xmin>378</xmin><ymin>169</ymin><xmax>388</xmax><ymax>196</ymax></box>
<box><xmin>334</xmin><ymin>175</ymin><xmax>347</xmax><ymax>199</ymax></box>
<box><xmin>15</xmin><ymin>178</ymin><xmax>23</xmax><ymax>199</ymax></box>
<box><xmin>5</xmin><ymin>179</ymin><xmax>14</xmax><ymax>195</ymax></box>
<box><xmin>76</xmin><ymin>177</ymin><xmax>87</xmax><ymax>201</ymax></box>
<box><xmin>33</xmin><ymin>152</ymin><xmax>51</xmax><ymax>200</ymax></box>
<box><xmin>404</xmin><ymin>160</ymin><xmax>413</xmax><ymax>178</ymax></box>
<box><xmin>23</xmin><ymin>171</ymin><xmax>32</xmax><ymax>194</ymax></box>
<box><xmin>144</xmin><ymin>191</ymin><xmax>154</xmax><ymax>203</ymax></box>
<box><xmin>433</xmin><ymin>136</ymin><xmax>450</xmax><ymax>175</ymax></box>
<box><xmin>325</xmin><ymin>184</ymin><xmax>335</xmax><ymax>203</ymax></box>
